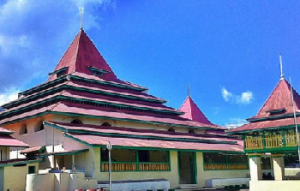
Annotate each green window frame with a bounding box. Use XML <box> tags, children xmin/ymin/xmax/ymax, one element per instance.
<box><xmin>203</xmin><ymin>153</ymin><xmax>249</xmax><ymax>171</ymax></box>
<box><xmin>100</xmin><ymin>148</ymin><xmax>171</xmax><ymax>172</ymax></box>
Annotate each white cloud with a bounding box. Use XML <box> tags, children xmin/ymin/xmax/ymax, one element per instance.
<box><xmin>239</xmin><ymin>91</ymin><xmax>253</xmax><ymax>104</ymax></box>
<box><xmin>224</xmin><ymin>118</ymin><xmax>247</xmax><ymax>129</ymax></box>
<box><xmin>0</xmin><ymin>88</ymin><xmax>19</xmax><ymax>106</ymax></box>
<box><xmin>221</xmin><ymin>87</ymin><xmax>253</xmax><ymax>104</ymax></box>
<box><xmin>221</xmin><ymin>87</ymin><xmax>232</xmax><ymax>101</ymax></box>
<box><xmin>0</xmin><ymin>0</ymin><xmax>115</xmax><ymax>94</ymax></box>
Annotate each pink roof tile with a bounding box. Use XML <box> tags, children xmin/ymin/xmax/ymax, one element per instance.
<box><xmin>0</xmin><ymin>135</ymin><xmax>28</xmax><ymax>147</ymax></box>
<box><xmin>13</xmin><ymin>80</ymin><xmax>165</xmax><ymax>107</ymax></box>
<box><xmin>0</xmin><ymin>100</ymin><xmax>222</xmax><ymax>130</ymax></box>
<box><xmin>0</xmin><ymin>90</ymin><xmax>176</xmax><ymax>118</ymax></box>
<box><xmin>20</xmin><ymin>146</ymin><xmax>44</xmax><ymax>154</ymax></box>
<box><xmin>0</xmin><ymin>127</ymin><xmax>12</xmax><ymax>134</ymax></box>
<box><xmin>51</xmin><ymin>102</ymin><xmax>223</xmax><ymax>129</ymax></box>
<box><xmin>48</xmin><ymin>29</ymin><xmax>117</xmax><ymax>81</ymax></box>
<box><xmin>229</xmin><ymin>117</ymin><xmax>300</xmax><ymax>133</ymax></box>
<box><xmin>252</xmin><ymin>79</ymin><xmax>300</xmax><ymax>119</ymax></box>
<box><xmin>0</xmin><ymin>103</ymin><xmax>59</xmax><ymax>124</ymax></box>
<box><xmin>71</xmin><ymin>72</ymin><xmax>147</xmax><ymax>90</ymax></box>
<box><xmin>68</xmin><ymin>81</ymin><xmax>165</xmax><ymax>103</ymax></box>
<box><xmin>47</xmin><ymin>121</ymin><xmax>237</xmax><ymax>143</ymax></box>
<box><xmin>66</xmin><ymin>133</ymin><xmax>243</xmax><ymax>152</ymax></box>
<box><xmin>180</xmin><ymin>96</ymin><xmax>212</xmax><ymax>124</ymax></box>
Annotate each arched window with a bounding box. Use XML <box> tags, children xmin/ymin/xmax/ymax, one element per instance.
<box><xmin>71</xmin><ymin>119</ymin><xmax>83</xmax><ymax>124</ymax></box>
<box><xmin>19</xmin><ymin>124</ymin><xmax>28</xmax><ymax>135</ymax></box>
<box><xmin>34</xmin><ymin>121</ymin><xmax>44</xmax><ymax>132</ymax></box>
<box><xmin>101</xmin><ymin>122</ymin><xmax>111</xmax><ymax>127</ymax></box>
<box><xmin>167</xmin><ymin>128</ymin><xmax>175</xmax><ymax>132</ymax></box>
<box><xmin>188</xmin><ymin>129</ymin><xmax>195</xmax><ymax>134</ymax></box>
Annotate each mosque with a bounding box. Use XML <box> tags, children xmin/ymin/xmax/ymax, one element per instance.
<box><xmin>0</xmin><ymin>27</ymin><xmax>299</xmax><ymax>191</ymax></box>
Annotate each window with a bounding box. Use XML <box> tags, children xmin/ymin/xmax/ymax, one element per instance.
<box><xmin>203</xmin><ymin>153</ymin><xmax>248</xmax><ymax>170</ymax></box>
<box><xmin>19</xmin><ymin>124</ymin><xmax>28</xmax><ymax>135</ymax></box>
<box><xmin>101</xmin><ymin>149</ymin><xmax>170</xmax><ymax>172</ymax></box>
<box><xmin>261</xmin><ymin>157</ymin><xmax>272</xmax><ymax>170</ymax></box>
<box><xmin>71</xmin><ymin>119</ymin><xmax>83</xmax><ymax>124</ymax></box>
<box><xmin>167</xmin><ymin>128</ymin><xmax>175</xmax><ymax>132</ymax></box>
<box><xmin>188</xmin><ymin>129</ymin><xmax>195</xmax><ymax>134</ymax></box>
<box><xmin>204</xmin><ymin>153</ymin><xmax>226</xmax><ymax>163</ymax></box>
<box><xmin>34</xmin><ymin>121</ymin><xmax>44</xmax><ymax>132</ymax></box>
<box><xmin>101</xmin><ymin>122</ymin><xmax>111</xmax><ymax>127</ymax></box>
<box><xmin>28</xmin><ymin>166</ymin><xmax>36</xmax><ymax>174</ymax></box>
<box><xmin>56</xmin><ymin>70</ymin><xmax>66</xmax><ymax>78</ymax></box>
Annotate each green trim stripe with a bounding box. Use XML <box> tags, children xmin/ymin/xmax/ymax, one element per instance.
<box><xmin>0</xmin><ymin>94</ymin><xmax>182</xmax><ymax>119</ymax></box>
<box><xmin>0</xmin><ymin>159</ymin><xmax>43</xmax><ymax>168</ymax></box>
<box><xmin>48</xmin><ymin>67</ymin><xmax>69</xmax><ymax>76</ymax></box>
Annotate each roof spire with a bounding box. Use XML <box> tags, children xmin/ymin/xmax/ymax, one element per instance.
<box><xmin>79</xmin><ymin>7</ymin><xmax>84</xmax><ymax>30</ymax></box>
<box><xmin>187</xmin><ymin>85</ymin><xmax>190</xmax><ymax>97</ymax></box>
<box><xmin>279</xmin><ymin>54</ymin><xmax>284</xmax><ymax>80</ymax></box>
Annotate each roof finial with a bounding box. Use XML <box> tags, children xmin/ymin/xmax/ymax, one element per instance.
<box><xmin>279</xmin><ymin>54</ymin><xmax>284</xmax><ymax>80</ymax></box>
<box><xmin>187</xmin><ymin>85</ymin><xmax>190</xmax><ymax>97</ymax></box>
<box><xmin>79</xmin><ymin>7</ymin><xmax>84</xmax><ymax>30</ymax></box>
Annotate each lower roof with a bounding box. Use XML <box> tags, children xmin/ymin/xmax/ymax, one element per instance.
<box><xmin>228</xmin><ymin>116</ymin><xmax>300</xmax><ymax>134</ymax></box>
<box><xmin>37</xmin><ymin>148</ymin><xmax>89</xmax><ymax>157</ymax></box>
<box><xmin>65</xmin><ymin>133</ymin><xmax>244</xmax><ymax>153</ymax></box>
<box><xmin>45</xmin><ymin>121</ymin><xmax>237</xmax><ymax>144</ymax></box>
<box><xmin>0</xmin><ymin>158</ymin><xmax>42</xmax><ymax>168</ymax></box>
<box><xmin>20</xmin><ymin>146</ymin><xmax>45</xmax><ymax>154</ymax></box>
<box><xmin>0</xmin><ymin>127</ymin><xmax>12</xmax><ymax>134</ymax></box>
<box><xmin>0</xmin><ymin>135</ymin><xmax>28</xmax><ymax>147</ymax></box>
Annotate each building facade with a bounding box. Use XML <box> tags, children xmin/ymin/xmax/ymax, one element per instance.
<box><xmin>0</xmin><ymin>29</ymin><xmax>249</xmax><ymax>190</ymax></box>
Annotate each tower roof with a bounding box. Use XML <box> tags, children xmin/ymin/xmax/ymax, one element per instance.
<box><xmin>179</xmin><ymin>96</ymin><xmax>212</xmax><ymax>125</ymax></box>
<box><xmin>252</xmin><ymin>78</ymin><xmax>300</xmax><ymax>119</ymax></box>
<box><xmin>48</xmin><ymin>29</ymin><xmax>117</xmax><ymax>81</ymax></box>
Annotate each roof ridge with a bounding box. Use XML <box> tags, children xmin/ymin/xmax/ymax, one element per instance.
<box><xmin>73</xmin><ymin>29</ymin><xmax>82</xmax><ymax>72</ymax></box>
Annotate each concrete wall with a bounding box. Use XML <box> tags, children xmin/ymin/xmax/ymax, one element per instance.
<box><xmin>196</xmin><ymin>152</ymin><xmax>249</xmax><ymax>187</ymax></box>
<box><xmin>285</xmin><ymin>168</ymin><xmax>300</xmax><ymax>176</ymax></box>
<box><xmin>1</xmin><ymin>162</ymin><xmax>39</xmax><ymax>191</ymax></box>
<box><xmin>26</xmin><ymin>172</ymin><xmax>97</xmax><ymax>191</ymax></box>
<box><xmin>250</xmin><ymin>180</ymin><xmax>300</xmax><ymax>191</ymax></box>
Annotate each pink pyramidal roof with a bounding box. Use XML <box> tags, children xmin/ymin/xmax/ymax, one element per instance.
<box><xmin>252</xmin><ymin>78</ymin><xmax>300</xmax><ymax>119</ymax></box>
<box><xmin>179</xmin><ymin>96</ymin><xmax>212</xmax><ymax>125</ymax></box>
<box><xmin>48</xmin><ymin>29</ymin><xmax>117</xmax><ymax>81</ymax></box>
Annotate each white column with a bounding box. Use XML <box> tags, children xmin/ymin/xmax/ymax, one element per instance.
<box><xmin>249</xmin><ymin>154</ymin><xmax>262</xmax><ymax>181</ymax></box>
<box><xmin>272</xmin><ymin>154</ymin><xmax>285</xmax><ymax>180</ymax></box>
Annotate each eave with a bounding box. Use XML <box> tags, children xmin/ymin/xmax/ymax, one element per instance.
<box><xmin>64</xmin><ymin>133</ymin><xmax>244</xmax><ymax>154</ymax></box>
<box><xmin>0</xmin><ymin>94</ymin><xmax>182</xmax><ymax>119</ymax></box>
<box><xmin>44</xmin><ymin>121</ymin><xmax>237</xmax><ymax>145</ymax></box>
<box><xmin>247</xmin><ymin>112</ymin><xmax>300</xmax><ymax>122</ymax></box>
<box><xmin>5</xmin><ymin>83</ymin><xmax>165</xmax><ymax>110</ymax></box>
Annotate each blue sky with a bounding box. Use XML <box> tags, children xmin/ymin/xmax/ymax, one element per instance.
<box><xmin>0</xmin><ymin>0</ymin><xmax>300</xmax><ymax>127</ymax></box>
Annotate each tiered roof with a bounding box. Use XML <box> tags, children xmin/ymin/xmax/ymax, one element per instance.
<box><xmin>230</xmin><ymin>78</ymin><xmax>300</xmax><ymax>133</ymax></box>
<box><xmin>0</xmin><ymin>127</ymin><xmax>28</xmax><ymax>147</ymax></box>
<box><xmin>0</xmin><ymin>29</ymin><xmax>223</xmax><ymax>131</ymax></box>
